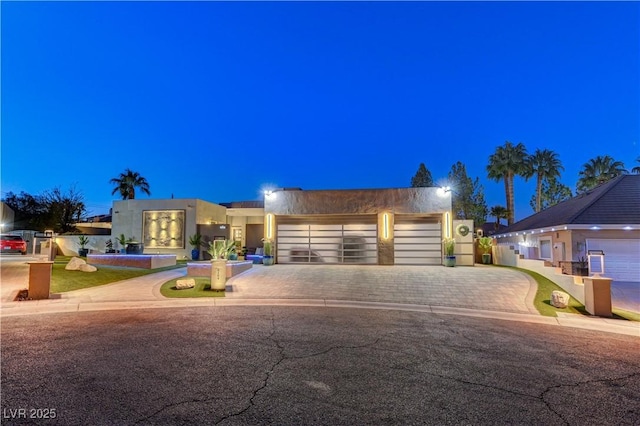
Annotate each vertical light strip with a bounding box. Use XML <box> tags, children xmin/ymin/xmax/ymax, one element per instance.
<box><xmin>445</xmin><ymin>212</ymin><xmax>451</xmax><ymax>239</ymax></box>
<box><xmin>383</xmin><ymin>213</ymin><xmax>389</xmax><ymax>240</ymax></box>
<box><xmin>266</xmin><ymin>214</ymin><xmax>273</xmax><ymax>239</ymax></box>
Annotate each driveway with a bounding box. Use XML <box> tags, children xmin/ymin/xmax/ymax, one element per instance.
<box><xmin>225</xmin><ymin>264</ymin><xmax>538</xmax><ymax>314</ymax></box>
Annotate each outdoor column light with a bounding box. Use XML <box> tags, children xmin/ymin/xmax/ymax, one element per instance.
<box><xmin>382</xmin><ymin>213</ymin><xmax>390</xmax><ymax>240</ymax></box>
<box><xmin>266</xmin><ymin>213</ymin><xmax>274</xmax><ymax>240</ymax></box>
<box><xmin>444</xmin><ymin>211</ymin><xmax>452</xmax><ymax>239</ymax></box>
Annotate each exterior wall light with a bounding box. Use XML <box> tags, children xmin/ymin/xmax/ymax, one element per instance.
<box><xmin>444</xmin><ymin>212</ymin><xmax>451</xmax><ymax>239</ymax></box>
<box><xmin>383</xmin><ymin>213</ymin><xmax>389</xmax><ymax>239</ymax></box>
<box><xmin>266</xmin><ymin>213</ymin><xmax>274</xmax><ymax>239</ymax></box>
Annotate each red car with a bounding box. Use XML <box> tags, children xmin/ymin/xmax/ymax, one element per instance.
<box><xmin>0</xmin><ymin>234</ymin><xmax>27</xmax><ymax>255</ymax></box>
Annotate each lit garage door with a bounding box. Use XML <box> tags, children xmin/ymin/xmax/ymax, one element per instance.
<box><xmin>586</xmin><ymin>239</ymin><xmax>640</xmax><ymax>282</ymax></box>
<box><xmin>394</xmin><ymin>220</ymin><xmax>442</xmax><ymax>265</ymax></box>
<box><xmin>277</xmin><ymin>221</ymin><xmax>378</xmax><ymax>264</ymax></box>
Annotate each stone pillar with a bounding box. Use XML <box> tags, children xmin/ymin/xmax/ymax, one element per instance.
<box><xmin>377</xmin><ymin>212</ymin><xmax>394</xmax><ymax>265</ymax></box>
<box><xmin>583</xmin><ymin>277</ymin><xmax>612</xmax><ymax>317</ymax></box>
<box><xmin>28</xmin><ymin>261</ymin><xmax>53</xmax><ymax>300</ymax></box>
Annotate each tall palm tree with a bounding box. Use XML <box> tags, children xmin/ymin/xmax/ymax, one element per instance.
<box><xmin>110</xmin><ymin>169</ymin><xmax>151</xmax><ymax>200</ymax></box>
<box><xmin>486</xmin><ymin>141</ymin><xmax>529</xmax><ymax>225</ymax></box>
<box><xmin>576</xmin><ymin>155</ymin><xmax>627</xmax><ymax>193</ymax></box>
<box><xmin>632</xmin><ymin>156</ymin><xmax>640</xmax><ymax>174</ymax></box>
<box><xmin>528</xmin><ymin>149</ymin><xmax>564</xmax><ymax>213</ymax></box>
<box><xmin>489</xmin><ymin>205</ymin><xmax>509</xmax><ymax>230</ymax></box>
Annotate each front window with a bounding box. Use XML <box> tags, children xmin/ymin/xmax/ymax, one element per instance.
<box><xmin>539</xmin><ymin>237</ymin><xmax>552</xmax><ymax>261</ymax></box>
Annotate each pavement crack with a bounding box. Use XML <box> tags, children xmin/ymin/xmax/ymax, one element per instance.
<box><xmin>539</xmin><ymin>372</ymin><xmax>640</xmax><ymax>425</ymax></box>
<box><xmin>214</xmin><ymin>309</ymin><xmax>286</xmax><ymax>425</ymax></box>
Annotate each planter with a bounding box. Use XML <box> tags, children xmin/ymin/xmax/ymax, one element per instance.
<box><xmin>78</xmin><ymin>248</ymin><xmax>89</xmax><ymax>257</ymax></box>
<box><xmin>210</xmin><ymin>259</ymin><xmax>227</xmax><ymax>291</ymax></box>
<box><xmin>444</xmin><ymin>255</ymin><xmax>456</xmax><ymax>267</ymax></box>
<box><xmin>482</xmin><ymin>253</ymin><xmax>492</xmax><ymax>264</ymax></box>
<box><xmin>228</xmin><ymin>252</ymin><xmax>238</xmax><ymax>261</ymax></box>
<box><xmin>126</xmin><ymin>242</ymin><xmax>144</xmax><ymax>255</ymax></box>
<box><xmin>263</xmin><ymin>255</ymin><xmax>274</xmax><ymax>266</ymax></box>
<box><xmin>191</xmin><ymin>249</ymin><xmax>200</xmax><ymax>261</ymax></box>
<box><xmin>119</xmin><ymin>249</ymin><xmax>126</xmax><ymax>254</ymax></box>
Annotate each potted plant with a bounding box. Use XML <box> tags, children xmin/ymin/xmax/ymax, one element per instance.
<box><xmin>577</xmin><ymin>256</ymin><xmax>588</xmax><ymax>276</ymax></box>
<box><xmin>78</xmin><ymin>235</ymin><xmax>90</xmax><ymax>257</ymax></box>
<box><xmin>116</xmin><ymin>234</ymin><xmax>128</xmax><ymax>254</ymax></box>
<box><xmin>443</xmin><ymin>238</ymin><xmax>456</xmax><ymax>267</ymax></box>
<box><xmin>105</xmin><ymin>239</ymin><xmax>115</xmax><ymax>254</ymax></box>
<box><xmin>189</xmin><ymin>234</ymin><xmax>203</xmax><ymax>260</ymax></box>
<box><xmin>206</xmin><ymin>240</ymin><xmax>236</xmax><ymax>291</ymax></box>
<box><xmin>478</xmin><ymin>236</ymin><xmax>493</xmax><ymax>264</ymax></box>
<box><xmin>263</xmin><ymin>239</ymin><xmax>275</xmax><ymax>266</ymax></box>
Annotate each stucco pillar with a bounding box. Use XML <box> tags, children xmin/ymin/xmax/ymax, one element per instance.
<box><xmin>378</xmin><ymin>212</ymin><xmax>394</xmax><ymax>265</ymax></box>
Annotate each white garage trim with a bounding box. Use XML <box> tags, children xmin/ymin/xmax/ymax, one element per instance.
<box><xmin>586</xmin><ymin>239</ymin><xmax>640</xmax><ymax>282</ymax></box>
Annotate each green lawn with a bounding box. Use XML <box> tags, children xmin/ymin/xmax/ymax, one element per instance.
<box><xmin>159</xmin><ymin>277</ymin><xmax>225</xmax><ymax>298</ymax></box>
<box><xmin>51</xmin><ymin>256</ymin><xmax>187</xmax><ymax>293</ymax></box>
<box><xmin>504</xmin><ymin>266</ymin><xmax>639</xmax><ymax>322</ymax></box>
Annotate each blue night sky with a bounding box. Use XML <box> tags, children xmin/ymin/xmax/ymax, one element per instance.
<box><xmin>2</xmin><ymin>1</ymin><xmax>638</xmax><ymax>222</ymax></box>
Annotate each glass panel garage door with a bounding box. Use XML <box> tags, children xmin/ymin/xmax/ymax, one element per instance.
<box><xmin>277</xmin><ymin>224</ymin><xmax>378</xmax><ymax>264</ymax></box>
<box><xmin>394</xmin><ymin>223</ymin><xmax>442</xmax><ymax>265</ymax></box>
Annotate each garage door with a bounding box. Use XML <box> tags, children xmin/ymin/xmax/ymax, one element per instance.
<box><xmin>394</xmin><ymin>221</ymin><xmax>442</xmax><ymax>265</ymax></box>
<box><xmin>277</xmin><ymin>223</ymin><xmax>378</xmax><ymax>264</ymax></box>
<box><xmin>586</xmin><ymin>239</ymin><xmax>640</xmax><ymax>282</ymax></box>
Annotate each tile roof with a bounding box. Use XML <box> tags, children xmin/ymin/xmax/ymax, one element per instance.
<box><xmin>499</xmin><ymin>174</ymin><xmax>640</xmax><ymax>233</ymax></box>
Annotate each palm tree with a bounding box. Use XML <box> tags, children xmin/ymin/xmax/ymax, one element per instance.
<box><xmin>486</xmin><ymin>141</ymin><xmax>529</xmax><ymax>225</ymax></box>
<box><xmin>576</xmin><ymin>155</ymin><xmax>627</xmax><ymax>193</ymax></box>
<box><xmin>489</xmin><ymin>205</ymin><xmax>509</xmax><ymax>231</ymax></box>
<box><xmin>110</xmin><ymin>169</ymin><xmax>151</xmax><ymax>200</ymax></box>
<box><xmin>632</xmin><ymin>156</ymin><xmax>640</xmax><ymax>174</ymax></box>
<box><xmin>528</xmin><ymin>149</ymin><xmax>564</xmax><ymax>213</ymax></box>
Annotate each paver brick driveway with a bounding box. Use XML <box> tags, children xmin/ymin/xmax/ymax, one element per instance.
<box><xmin>226</xmin><ymin>264</ymin><xmax>537</xmax><ymax>314</ymax></box>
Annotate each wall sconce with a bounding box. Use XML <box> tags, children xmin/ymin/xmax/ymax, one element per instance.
<box><xmin>266</xmin><ymin>213</ymin><xmax>274</xmax><ymax>239</ymax></box>
<box><xmin>444</xmin><ymin>212</ymin><xmax>451</xmax><ymax>239</ymax></box>
<box><xmin>383</xmin><ymin>213</ymin><xmax>389</xmax><ymax>240</ymax></box>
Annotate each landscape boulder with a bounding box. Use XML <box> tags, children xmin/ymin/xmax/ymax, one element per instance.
<box><xmin>79</xmin><ymin>264</ymin><xmax>98</xmax><ymax>273</ymax></box>
<box><xmin>65</xmin><ymin>257</ymin><xmax>87</xmax><ymax>271</ymax></box>
<box><xmin>551</xmin><ymin>290</ymin><xmax>570</xmax><ymax>308</ymax></box>
<box><xmin>176</xmin><ymin>278</ymin><xmax>196</xmax><ymax>290</ymax></box>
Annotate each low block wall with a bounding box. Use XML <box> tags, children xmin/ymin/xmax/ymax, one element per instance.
<box><xmin>187</xmin><ymin>261</ymin><xmax>253</xmax><ymax>278</ymax></box>
<box><xmin>494</xmin><ymin>245</ymin><xmax>586</xmax><ymax>303</ymax></box>
<box><xmin>88</xmin><ymin>254</ymin><xmax>177</xmax><ymax>269</ymax></box>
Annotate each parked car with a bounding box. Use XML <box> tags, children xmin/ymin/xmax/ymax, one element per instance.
<box><xmin>0</xmin><ymin>234</ymin><xmax>27</xmax><ymax>255</ymax></box>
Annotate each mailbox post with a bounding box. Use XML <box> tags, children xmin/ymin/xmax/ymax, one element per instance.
<box><xmin>28</xmin><ymin>261</ymin><xmax>54</xmax><ymax>300</ymax></box>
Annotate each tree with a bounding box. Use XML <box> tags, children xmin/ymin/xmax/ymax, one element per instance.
<box><xmin>2</xmin><ymin>191</ymin><xmax>49</xmax><ymax>230</ymax></box>
<box><xmin>43</xmin><ymin>187</ymin><xmax>86</xmax><ymax>233</ymax></box>
<box><xmin>528</xmin><ymin>149</ymin><xmax>564</xmax><ymax>213</ymax></box>
<box><xmin>447</xmin><ymin>161</ymin><xmax>488</xmax><ymax>227</ymax></box>
<box><xmin>410</xmin><ymin>163</ymin><xmax>433</xmax><ymax>187</ymax></box>
<box><xmin>489</xmin><ymin>205</ymin><xmax>509</xmax><ymax>231</ymax></box>
<box><xmin>632</xmin><ymin>156</ymin><xmax>640</xmax><ymax>174</ymax></box>
<box><xmin>529</xmin><ymin>177</ymin><xmax>572</xmax><ymax>212</ymax></box>
<box><xmin>110</xmin><ymin>169</ymin><xmax>151</xmax><ymax>200</ymax></box>
<box><xmin>576</xmin><ymin>155</ymin><xmax>627</xmax><ymax>193</ymax></box>
<box><xmin>486</xmin><ymin>141</ymin><xmax>529</xmax><ymax>225</ymax></box>
<box><xmin>2</xmin><ymin>187</ymin><xmax>86</xmax><ymax>233</ymax></box>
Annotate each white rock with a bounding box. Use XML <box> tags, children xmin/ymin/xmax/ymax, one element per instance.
<box><xmin>65</xmin><ymin>257</ymin><xmax>87</xmax><ymax>271</ymax></box>
<box><xmin>79</xmin><ymin>264</ymin><xmax>97</xmax><ymax>272</ymax></box>
<box><xmin>176</xmin><ymin>278</ymin><xmax>195</xmax><ymax>289</ymax></box>
<box><xmin>551</xmin><ymin>290</ymin><xmax>570</xmax><ymax>308</ymax></box>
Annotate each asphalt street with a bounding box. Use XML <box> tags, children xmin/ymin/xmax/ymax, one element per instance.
<box><xmin>2</xmin><ymin>307</ymin><xmax>639</xmax><ymax>425</ymax></box>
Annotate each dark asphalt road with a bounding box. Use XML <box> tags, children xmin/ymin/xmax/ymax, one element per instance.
<box><xmin>1</xmin><ymin>307</ymin><xmax>639</xmax><ymax>425</ymax></box>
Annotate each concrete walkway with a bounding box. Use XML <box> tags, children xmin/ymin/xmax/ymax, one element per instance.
<box><xmin>1</xmin><ymin>261</ymin><xmax>638</xmax><ymax>336</ymax></box>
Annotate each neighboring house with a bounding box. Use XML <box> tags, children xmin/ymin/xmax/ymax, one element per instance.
<box><xmin>494</xmin><ymin>175</ymin><xmax>640</xmax><ymax>282</ymax></box>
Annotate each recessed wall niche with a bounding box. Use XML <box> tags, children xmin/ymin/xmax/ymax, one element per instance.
<box><xmin>143</xmin><ymin>210</ymin><xmax>185</xmax><ymax>249</ymax></box>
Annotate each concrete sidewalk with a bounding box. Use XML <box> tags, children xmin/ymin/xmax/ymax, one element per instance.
<box><xmin>1</xmin><ymin>263</ymin><xmax>638</xmax><ymax>336</ymax></box>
